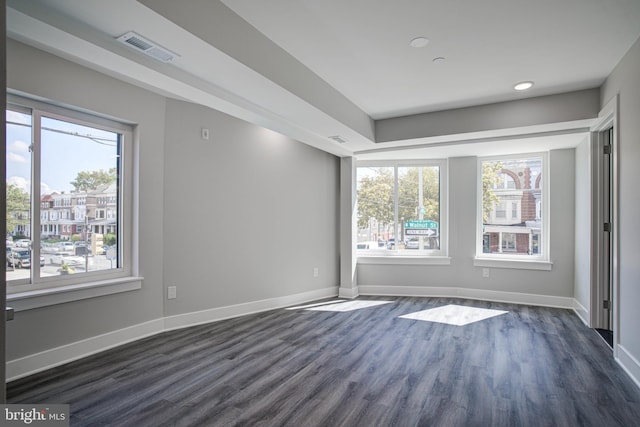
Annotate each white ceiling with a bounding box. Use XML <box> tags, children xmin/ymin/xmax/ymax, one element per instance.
<box><xmin>7</xmin><ymin>0</ymin><xmax>640</xmax><ymax>158</ymax></box>
<box><xmin>221</xmin><ymin>0</ymin><xmax>640</xmax><ymax>119</ymax></box>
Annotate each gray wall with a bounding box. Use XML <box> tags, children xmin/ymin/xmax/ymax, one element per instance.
<box><xmin>376</xmin><ymin>89</ymin><xmax>600</xmax><ymax>142</ymax></box>
<box><xmin>5</xmin><ymin>40</ymin><xmax>166</xmax><ymax>360</ymax></box>
<box><xmin>601</xmin><ymin>36</ymin><xmax>640</xmax><ymax>362</ymax></box>
<box><xmin>357</xmin><ymin>150</ymin><xmax>576</xmax><ymax>298</ymax></box>
<box><xmin>5</xmin><ymin>40</ymin><xmax>342</xmax><ymax>360</ymax></box>
<box><xmin>573</xmin><ymin>138</ymin><xmax>591</xmax><ymax>317</ymax></box>
<box><xmin>162</xmin><ymin>99</ymin><xmax>340</xmax><ymax>315</ymax></box>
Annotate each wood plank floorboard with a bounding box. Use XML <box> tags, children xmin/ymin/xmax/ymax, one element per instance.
<box><xmin>7</xmin><ymin>296</ymin><xmax>640</xmax><ymax>426</ymax></box>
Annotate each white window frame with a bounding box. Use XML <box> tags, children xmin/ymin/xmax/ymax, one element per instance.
<box><xmin>474</xmin><ymin>152</ymin><xmax>552</xmax><ymax>271</ymax></box>
<box><xmin>6</xmin><ymin>94</ymin><xmax>142</xmax><ymax>310</ymax></box>
<box><xmin>355</xmin><ymin>159</ymin><xmax>449</xmax><ymax>264</ymax></box>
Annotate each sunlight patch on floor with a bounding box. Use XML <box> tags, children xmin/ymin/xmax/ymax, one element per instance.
<box><xmin>301</xmin><ymin>300</ymin><xmax>394</xmax><ymax>312</ymax></box>
<box><xmin>399</xmin><ymin>304</ymin><xmax>508</xmax><ymax>326</ymax></box>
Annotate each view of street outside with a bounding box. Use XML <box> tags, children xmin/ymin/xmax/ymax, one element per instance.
<box><xmin>6</xmin><ymin>243</ymin><xmax>118</xmax><ymax>281</ymax></box>
<box><xmin>356</xmin><ymin>165</ymin><xmax>441</xmax><ymax>252</ymax></box>
<box><xmin>6</xmin><ymin>108</ymin><xmax>121</xmax><ymax>284</ymax></box>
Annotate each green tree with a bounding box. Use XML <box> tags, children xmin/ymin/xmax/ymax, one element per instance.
<box><xmin>104</xmin><ymin>233</ymin><xmax>117</xmax><ymax>246</ymax></box>
<box><xmin>357</xmin><ymin>168</ymin><xmax>394</xmax><ymax>228</ymax></box>
<box><xmin>482</xmin><ymin>161</ymin><xmax>503</xmax><ymax>223</ymax></box>
<box><xmin>70</xmin><ymin>168</ymin><xmax>116</xmax><ymax>192</ymax></box>
<box><xmin>6</xmin><ymin>183</ymin><xmax>30</xmax><ymax>235</ymax></box>
<box><xmin>397</xmin><ymin>167</ymin><xmax>440</xmax><ymax>223</ymax></box>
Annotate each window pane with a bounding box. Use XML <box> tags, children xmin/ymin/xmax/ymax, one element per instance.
<box><xmin>356</xmin><ymin>164</ymin><xmax>441</xmax><ymax>253</ymax></box>
<box><xmin>6</xmin><ymin>110</ymin><xmax>33</xmax><ymax>282</ymax></box>
<box><xmin>356</xmin><ymin>167</ymin><xmax>394</xmax><ymax>250</ymax></box>
<box><xmin>482</xmin><ymin>157</ymin><xmax>542</xmax><ymax>256</ymax></box>
<box><xmin>398</xmin><ymin>166</ymin><xmax>440</xmax><ymax>251</ymax></box>
<box><xmin>39</xmin><ymin>116</ymin><xmax>120</xmax><ymax>277</ymax></box>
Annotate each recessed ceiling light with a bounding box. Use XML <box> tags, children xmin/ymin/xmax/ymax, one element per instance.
<box><xmin>409</xmin><ymin>37</ymin><xmax>429</xmax><ymax>48</ymax></box>
<box><xmin>432</xmin><ymin>57</ymin><xmax>446</xmax><ymax>64</ymax></box>
<box><xmin>514</xmin><ymin>81</ymin><xmax>534</xmax><ymax>91</ymax></box>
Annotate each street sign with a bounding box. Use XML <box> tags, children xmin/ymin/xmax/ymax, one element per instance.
<box><xmin>405</xmin><ymin>229</ymin><xmax>435</xmax><ymax>236</ymax></box>
<box><xmin>404</xmin><ymin>220</ymin><xmax>438</xmax><ymax>229</ymax></box>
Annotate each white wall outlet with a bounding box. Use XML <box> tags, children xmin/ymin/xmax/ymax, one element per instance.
<box><xmin>482</xmin><ymin>268</ymin><xmax>490</xmax><ymax>278</ymax></box>
<box><xmin>313</xmin><ymin>267</ymin><xmax>319</xmax><ymax>278</ymax></box>
<box><xmin>167</xmin><ymin>286</ymin><xmax>177</xmax><ymax>299</ymax></box>
<box><xmin>201</xmin><ymin>128</ymin><xmax>210</xmax><ymax>140</ymax></box>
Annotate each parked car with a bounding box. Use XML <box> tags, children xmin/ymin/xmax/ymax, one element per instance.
<box><xmin>356</xmin><ymin>241</ymin><xmax>378</xmax><ymax>250</ymax></box>
<box><xmin>405</xmin><ymin>238</ymin><xmax>420</xmax><ymax>249</ymax></box>
<box><xmin>49</xmin><ymin>253</ymin><xmax>84</xmax><ymax>267</ymax></box>
<box><xmin>6</xmin><ymin>249</ymin><xmax>45</xmax><ymax>268</ymax></box>
<box><xmin>15</xmin><ymin>239</ymin><xmax>31</xmax><ymax>248</ymax></box>
<box><xmin>58</xmin><ymin>242</ymin><xmax>75</xmax><ymax>252</ymax></box>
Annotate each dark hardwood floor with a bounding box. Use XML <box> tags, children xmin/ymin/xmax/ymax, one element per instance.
<box><xmin>7</xmin><ymin>296</ymin><xmax>640</xmax><ymax>426</ymax></box>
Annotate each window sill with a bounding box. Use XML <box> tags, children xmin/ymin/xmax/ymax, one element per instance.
<box><xmin>357</xmin><ymin>256</ymin><xmax>452</xmax><ymax>266</ymax></box>
<box><xmin>473</xmin><ymin>257</ymin><xmax>552</xmax><ymax>271</ymax></box>
<box><xmin>7</xmin><ymin>276</ymin><xmax>144</xmax><ymax>312</ymax></box>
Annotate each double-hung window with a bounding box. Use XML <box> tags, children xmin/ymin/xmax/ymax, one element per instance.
<box><xmin>5</xmin><ymin>95</ymin><xmax>136</xmax><ymax>298</ymax></box>
<box><xmin>356</xmin><ymin>160</ymin><xmax>447</xmax><ymax>257</ymax></box>
<box><xmin>477</xmin><ymin>153</ymin><xmax>549</xmax><ymax>265</ymax></box>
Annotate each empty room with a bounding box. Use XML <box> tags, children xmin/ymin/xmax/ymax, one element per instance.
<box><xmin>2</xmin><ymin>1</ymin><xmax>640</xmax><ymax>426</ymax></box>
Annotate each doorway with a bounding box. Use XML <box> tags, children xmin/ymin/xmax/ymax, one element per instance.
<box><xmin>590</xmin><ymin>97</ymin><xmax>618</xmax><ymax>352</ymax></box>
<box><xmin>595</xmin><ymin>126</ymin><xmax>613</xmax><ymax>347</ymax></box>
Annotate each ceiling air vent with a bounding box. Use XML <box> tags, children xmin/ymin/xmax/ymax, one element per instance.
<box><xmin>116</xmin><ymin>31</ymin><xmax>178</xmax><ymax>63</ymax></box>
<box><xmin>328</xmin><ymin>135</ymin><xmax>348</xmax><ymax>144</ymax></box>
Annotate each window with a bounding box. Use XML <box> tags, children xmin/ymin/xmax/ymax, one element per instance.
<box><xmin>356</xmin><ymin>160</ymin><xmax>447</xmax><ymax>257</ymax></box>
<box><xmin>5</xmin><ymin>95</ymin><xmax>135</xmax><ymax>295</ymax></box>
<box><xmin>478</xmin><ymin>154</ymin><xmax>547</xmax><ymax>260</ymax></box>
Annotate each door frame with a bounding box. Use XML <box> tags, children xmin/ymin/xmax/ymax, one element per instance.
<box><xmin>2</xmin><ymin>0</ymin><xmax>8</xmax><ymax>403</ymax></box>
<box><xmin>590</xmin><ymin>95</ymin><xmax>619</xmax><ymax>354</ymax></box>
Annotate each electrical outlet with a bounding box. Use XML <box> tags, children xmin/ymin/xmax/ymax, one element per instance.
<box><xmin>313</xmin><ymin>267</ymin><xmax>319</xmax><ymax>278</ymax></box>
<box><xmin>167</xmin><ymin>286</ymin><xmax>177</xmax><ymax>299</ymax></box>
<box><xmin>482</xmin><ymin>268</ymin><xmax>490</xmax><ymax>278</ymax></box>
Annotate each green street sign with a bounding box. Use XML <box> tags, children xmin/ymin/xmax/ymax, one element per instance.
<box><xmin>404</xmin><ymin>220</ymin><xmax>438</xmax><ymax>229</ymax></box>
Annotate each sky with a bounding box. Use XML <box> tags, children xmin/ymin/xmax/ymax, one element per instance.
<box><xmin>6</xmin><ymin>110</ymin><xmax>119</xmax><ymax>195</ymax></box>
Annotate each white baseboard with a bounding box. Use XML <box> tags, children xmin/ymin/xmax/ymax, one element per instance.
<box><xmin>6</xmin><ymin>286</ymin><xmax>339</xmax><ymax>381</ymax></box>
<box><xmin>572</xmin><ymin>298</ymin><xmax>590</xmax><ymax>326</ymax></box>
<box><xmin>358</xmin><ymin>285</ymin><xmax>575</xmax><ymax>308</ymax></box>
<box><xmin>6</xmin><ymin>318</ymin><xmax>165</xmax><ymax>381</ymax></box>
<box><xmin>616</xmin><ymin>344</ymin><xmax>640</xmax><ymax>390</ymax></box>
<box><xmin>338</xmin><ymin>286</ymin><xmax>359</xmax><ymax>299</ymax></box>
<box><xmin>163</xmin><ymin>286</ymin><xmax>339</xmax><ymax>331</ymax></box>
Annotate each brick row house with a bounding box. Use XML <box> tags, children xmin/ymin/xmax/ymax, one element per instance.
<box><xmin>483</xmin><ymin>162</ymin><xmax>542</xmax><ymax>255</ymax></box>
<box><xmin>39</xmin><ymin>183</ymin><xmax>118</xmax><ymax>243</ymax></box>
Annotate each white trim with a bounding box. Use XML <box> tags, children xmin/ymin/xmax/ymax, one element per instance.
<box><xmin>338</xmin><ymin>286</ymin><xmax>360</xmax><ymax>299</ymax></box>
<box><xmin>6</xmin><ymin>286</ymin><xmax>339</xmax><ymax>381</ymax></box>
<box><xmin>476</xmin><ymin>152</ymin><xmax>550</xmax><ymax>262</ymax></box>
<box><xmin>616</xmin><ymin>344</ymin><xmax>640</xmax><ymax>390</ymax></box>
<box><xmin>358</xmin><ymin>256</ymin><xmax>451</xmax><ymax>266</ymax></box>
<box><xmin>473</xmin><ymin>257</ymin><xmax>553</xmax><ymax>271</ymax></box>
<box><xmin>7</xmin><ymin>277</ymin><xmax>143</xmax><ymax>311</ymax></box>
<box><xmin>589</xmin><ymin>95</ymin><xmax>619</xmax><ymax>348</ymax></box>
<box><xmin>572</xmin><ymin>298</ymin><xmax>589</xmax><ymax>326</ymax></box>
<box><xmin>355</xmin><ymin>159</ymin><xmax>449</xmax><ymax>258</ymax></box>
<box><xmin>5</xmin><ymin>94</ymin><xmax>139</xmax><ymax>296</ymax></box>
<box><xmin>163</xmin><ymin>286</ymin><xmax>338</xmax><ymax>331</ymax></box>
<box><xmin>358</xmin><ymin>285</ymin><xmax>574</xmax><ymax>308</ymax></box>
<box><xmin>6</xmin><ymin>318</ymin><xmax>165</xmax><ymax>381</ymax></box>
